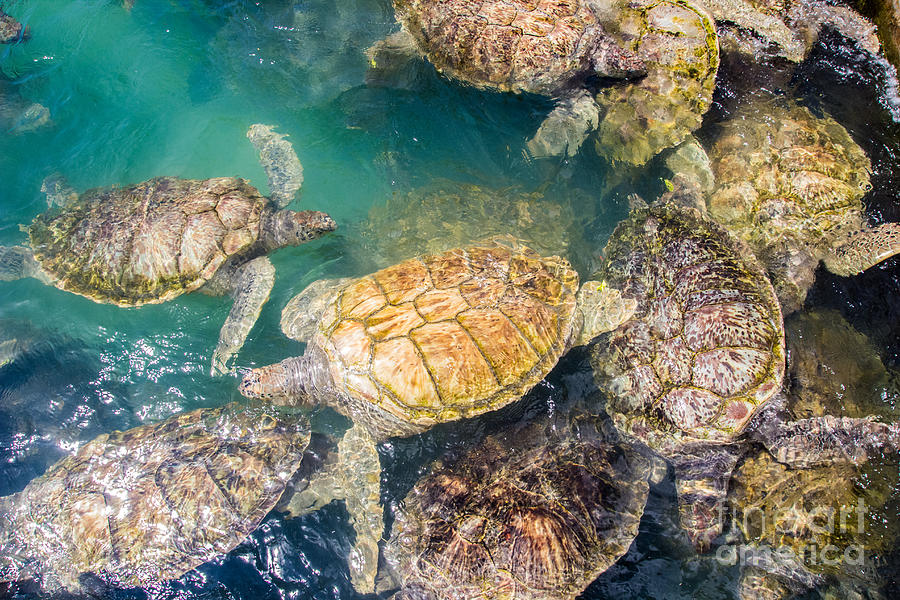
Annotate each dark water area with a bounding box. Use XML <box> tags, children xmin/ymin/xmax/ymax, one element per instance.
<box><xmin>1</xmin><ymin>0</ymin><xmax>900</xmax><ymax>599</ymax></box>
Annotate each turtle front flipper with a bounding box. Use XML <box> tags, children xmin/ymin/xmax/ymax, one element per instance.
<box><xmin>281</xmin><ymin>277</ymin><xmax>353</xmax><ymax>343</ymax></box>
<box><xmin>210</xmin><ymin>255</ymin><xmax>276</xmax><ymax>376</ymax></box>
<box><xmin>364</xmin><ymin>30</ymin><xmax>425</xmax><ymax>90</ymax></box>
<box><xmin>759</xmin><ymin>415</ymin><xmax>900</xmax><ymax>468</ymax></box>
<box><xmin>246</xmin><ymin>123</ymin><xmax>304</xmax><ymax>209</ymax></box>
<box><xmin>574</xmin><ymin>280</ymin><xmax>637</xmax><ymax>346</ymax></box>
<box><xmin>0</xmin><ymin>246</ymin><xmax>42</xmax><ymax>282</ymax></box>
<box><xmin>671</xmin><ymin>445</ymin><xmax>742</xmax><ymax>551</ymax></box>
<box><xmin>824</xmin><ymin>223</ymin><xmax>900</xmax><ymax>277</ymax></box>
<box><xmin>279</xmin><ymin>422</ymin><xmax>383</xmax><ymax>594</ymax></box>
<box><xmin>526</xmin><ymin>91</ymin><xmax>601</xmax><ymax>159</ymax></box>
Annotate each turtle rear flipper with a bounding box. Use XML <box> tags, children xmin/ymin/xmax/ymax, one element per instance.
<box><xmin>824</xmin><ymin>223</ymin><xmax>900</xmax><ymax>277</ymax></box>
<box><xmin>246</xmin><ymin>124</ymin><xmax>304</xmax><ymax>209</ymax></box>
<box><xmin>281</xmin><ymin>277</ymin><xmax>353</xmax><ymax>343</ymax></box>
<box><xmin>671</xmin><ymin>445</ymin><xmax>742</xmax><ymax>551</ymax></box>
<box><xmin>280</xmin><ymin>423</ymin><xmax>382</xmax><ymax>594</ymax></box>
<box><xmin>760</xmin><ymin>415</ymin><xmax>900</xmax><ymax>468</ymax></box>
<box><xmin>209</xmin><ymin>255</ymin><xmax>276</xmax><ymax>376</ymax></box>
<box><xmin>574</xmin><ymin>280</ymin><xmax>636</xmax><ymax>346</ymax></box>
<box><xmin>526</xmin><ymin>91</ymin><xmax>601</xmax><ymax>159</ymax></box>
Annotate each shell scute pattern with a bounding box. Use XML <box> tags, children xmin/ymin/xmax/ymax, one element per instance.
<box><xmin>0</xmin><ymin>403</ymin><xmax>308</xmax><ymax>591</ymax></box>
<box><xmin>318</xmin><ymin>243</ymin><xmax>578</xmax><ymax>426</ymax></box>
<box><xmin>592</xmin><ymin>206</ymin><xmax>785</xmax><ymax>450</ymax></box>
<box><xmin>395</xmin><ymin>0</ymin><xmax>597</xmax><ymax>94</ymax></box>
<box><xmin>27</xmin><ymin>177</ymin><xmax>265</xmax><ymax>306</ymax></box>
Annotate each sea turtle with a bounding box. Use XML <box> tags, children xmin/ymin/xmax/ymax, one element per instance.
<box><xmin>0</xmin><ymin>76</ymin><xmax>49</xmax><ymax>134</ymax></box>
<box><xmin>702</xmin><ymin>92</ymin><xmax>900</xmax><ymax>313</ymax></box>
<box><xmin>0</xmin><ymin>401</ymin><xmax>311</xmax><ymax>595</ymax></box>
<box><xmin>357</xmin><ymin>179</ymin><xmax>576</xmax><ymax>265</ymax></box>
<box><xmin>366</xmin><ymin>0</ymin><xmax>647</xmax><ymax>156</ymax></box>
<box><xmin>589</xmin><ymin>202</ymin><xmax>900</xmax><ymax>551</ymax></box>
<box><xmin>527</xmin><ymin>0</ymin><xmax>720</xmax><ymax>165</ymax></box>
<box><xmin>724</xmin><ymin>310</ymin><xmax>900</xmax><ymax>599</ymax></box>
<box><xmin>0</xmin><ymin>7</ymin><xmax>25</xmax><ymax>44</ymax></box>
<box><xmin>239</xmin><ymin>238</ymin><xmax>637</xmax><ymax>593</ymax></box>
<box><xmin>0</xmin><ymin>124</ymin><xmax>336</xmax><ymax>375</ymax></box>
<box><xmin>380</xmin><ymin>404</ymin><xmax>654</xmax><ymax>600</ymax></box>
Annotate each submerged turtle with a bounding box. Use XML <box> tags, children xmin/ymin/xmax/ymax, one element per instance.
<box><xmin>723</xmin><ymin>308</ymin><xmax>900</xmax><ymax>599</ymax></box>
<box><xmin>528</xmin><ymin>0</ymin><xmax>720</xmax><ymax>164</ymax></box>
<box><xmin>357</xmin><ymin>179</ymin><xmax>576</xmax><ymax>265</ymax></box>
<box><xmin>0</xmin><ymin>76</ymin><xmax>49</xmax><ymax>134</ymax></box>
<box><xmin>0</xmin><ymin>124</ymin><xmax>336</xmax><ymax>375</ymax></box>
<box><xmin>0</xmin><ymin>8</ymin><xmax>26</xmax><ymax>44</ymax></box>
<box><xmin>381</xmin><ymin>406</ymin><xmax>654</xmax><ymax>600</ymax></box>
<box><xmin>239</xmin><ymin>238</ymin><xmax>637</xmax><ymax>592</ymax></box>
<box><xmin>703</xmin><ymin>93</ymin><xmax>900</xmax><ymax>313</ymax></box>
<box><xmin>367</xmin><ymin>0</ymin><xmax>647</xmax><ymax>156</ymax></box>
<box><xmin>589</xmin><ymin>202</ymin><xmax>900</xmax><ymax>551</ymax></box>
<box><xmin>0</xmin><ymin>402</ymin><xmax>311</xmax><ymax>594</ymax></box>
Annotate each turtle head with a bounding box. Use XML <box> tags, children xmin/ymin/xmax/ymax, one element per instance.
<box><xmin>574</xmin><ymin>280</ymin><xmax>636</xmax><ymax>346</ymax></box>
<box><xmin>261</xmin><ymin>209</ymin><xmax>336</xmax><ymax>250</ymax></box>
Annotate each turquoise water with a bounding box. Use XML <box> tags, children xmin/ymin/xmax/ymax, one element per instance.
<box><xmin>0</xmin><ymin>0</ymin><xmax>899</xmax><ymax>598</ymax></box>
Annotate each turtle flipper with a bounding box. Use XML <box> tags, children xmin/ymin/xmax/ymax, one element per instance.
<box><xmin>574</xmin><ymin>280</ymin><xmax>637</xmax><ymax>346</ymax></box>
<box><xmin>210</xmin><ymin>256</ymin><xmax>276</xmax><ymax>376</ymax></box>
<box><xmin>246</xmin><ymin>124</ymin><xmax>304</xmax><ymax>209</ymax></box>
<box><xmin>364</xmin><ymin>30</ymin><xmax>424</xmax><ymax>90</ymax></box>
<box><xmin>824</xmin><ymin>223</ymin><xmax>900</xmax><ymax>277</ymax></box>
<box><xmin>526</xmin><ymin>91</ymin><xmax>601</xmax><ymax>159</ymax></box>
<box><xmin>0</xmin><ymin>246</ymin><xmax>43</xmax><ymax>282</ymax></box>
<box><xmin>761</xmin><ymin>415</ymin><xmax>900</xmax><ymax>468</ymax></box>
<box><xmin>281</xmin><ymin>277</ymin><xmax>353</xmax><ymax>343</ymax></box>
<box><xmin>40</xmin><ymin>174</ymin><xmax>78</xmax><ymax>209</ymax></box>
<box><xmin>672</xmin><ymin>445</ymin><xmax>741</xmax><ymax>551</ymax></box>
<box><xmin>279</xmin><ymin>423</ymin><xmax>382</xmax><ymax>594</ymax></box>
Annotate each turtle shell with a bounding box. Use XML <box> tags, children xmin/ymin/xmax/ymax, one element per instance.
<box><xmin>705</xmin><ymin>93</ymin><xmax>872</xmax><ymax>311</ymax></box>
<box><xmin>311</xmin><ymin>240</ymin><xmax>579</xmax><ymax>429</ymax></box>
<box><xmin>393</xmin><ymin>0</ymin><xmax>605</xmax><ymax>95</ymax></box>
<box><xmin>0</xmin><ymin>402</ymin><xmax>309</xmax><ymax>592</ymax></box>
<box><xmin>27</xmin><ymin>176</ymin><xmax>267</xmax><ymax>306</ymax></box>
<box><xmin>593</xmin><ymin>0</ymin><xmax>719</xmax><ymax>165</ymax></box>
<box><xmin>384</xmin><ymin>413</ymin><xmax>651</xmax><ymax>600</ymax></box>
<box><xmin>590</xmin><ymin>205</ymin><xmax>785</xmax><ymax>456</ymax></box>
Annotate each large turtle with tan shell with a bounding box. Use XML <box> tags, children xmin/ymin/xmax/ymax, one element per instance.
<box><xmin>589</xmin><ymin>202</ymin><xmax>900</xmax><ymax>553</ymax></box>
<box><xmin>0</xmin><ymin>402</ymin><xmax>311</xmax><ymax>595</ymax></box>
<box><xmin>239</xmin><ymin>238</ymin><xmax>636</xmax><ymax>593</ymax></box>
<box><xmin>0</xmin><ymin>124</ymin><xmax>335</xmax><ymax>375</ymax></box>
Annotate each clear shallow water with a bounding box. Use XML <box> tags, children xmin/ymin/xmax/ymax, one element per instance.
<box><xmin>0</xmin><ymin>0</ymin><xmax>899</xmax><ymax>598</ymax></box>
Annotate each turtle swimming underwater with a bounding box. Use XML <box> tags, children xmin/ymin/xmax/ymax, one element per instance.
<box><xmin>0</xmin><ymin>124</ymin><xmax>336</xmax><ymax>375</ymax></box>
<box><xmin>0</xmin><ymin>402</ymin><xmax>311</xmax><ymax>595</ymax></box>
<box><xmin>0</xmin><ymin>8</ymin><xmax>26</xmax><ymax>44</ymax></box>
<box><xmin>367</xmin><ymin>0</ymin><xmax>647</xmax><ymax>156</ymax></box>
<box><xmin>589</xmin><ymin>202</ymin><xmax>900</xmax><ymax>551</ymax></box>
<box><xmin>702</xmin><ymin>92</ymin><xmax>900</xmax><ymax>313</ymax></box>
<box><xmin>357</xmin><ymin>179</ymin><xmax>576</xmax><ymax>265</ymax></box>
<box><xmin>726</xmin><ymin>313</ymin><xmax>900</xmax><ymax>599</ymax></box>
<box><xmin>239</xmin><ymin>238</ymin><xmax>637</xmax><ymax>592</ymax></box>
<box><xmin>381</xmin><ymin>402</ymin><xmax>655</xmax><ymax>600</ymax></box>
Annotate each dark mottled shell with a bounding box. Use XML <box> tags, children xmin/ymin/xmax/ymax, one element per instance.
<box><xmin>591</xmin><ymin>205</ymin><xmax>785</xmax><ymax>456</ymax></box>
<box><xmin>312</xmin><ymin>240</ymin><xmax>579</xmax><ymax>428</ymax></box>
<box><xmin>27</xmin><ymin>176</ymin><xmax>266</xmax><ymax>306</ymax></box>
<box><xmin>384</xmin><ymin>416</ymin><xmax>651</xmax><ymax>599</ymax></box>
<box><xmin>0</xmin><ymin>403</ymin><xmax>309</xmax><ymax>592</ymax></box>
<box><xmin>394</xmin><ymin>0</ymin><xmax>603</xmax><ymax>95</ymax></box>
